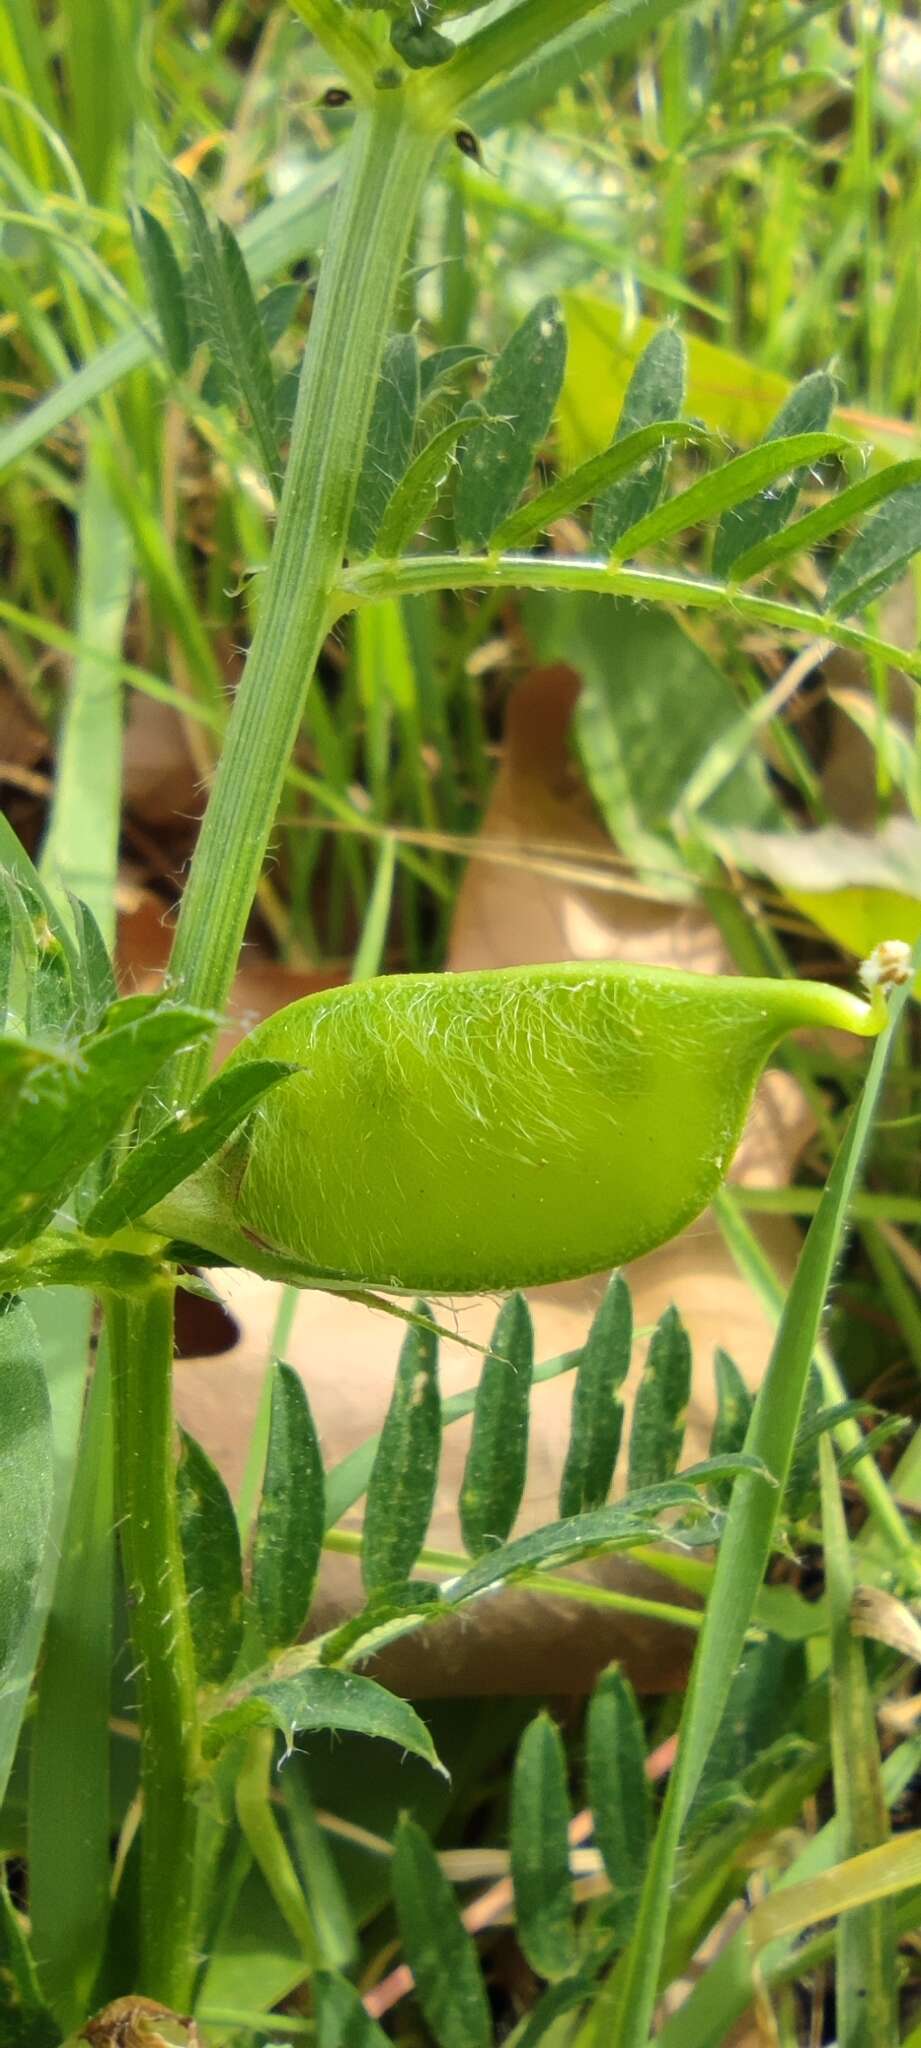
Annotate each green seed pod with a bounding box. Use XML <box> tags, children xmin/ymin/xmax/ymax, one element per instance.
<box><xmin>148</xmin><ymin>961</ymin><xmax>882</xmax><ymax>1294</ymax></box>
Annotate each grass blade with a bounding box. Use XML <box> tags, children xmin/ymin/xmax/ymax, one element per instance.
<box><xmin>0</xmin><ymin>1290</ymin><xmax>91</xmax><ymax>1806</ymax></box>
<box><xmin>656</xmin><ymin>1737</ymin><xmax>921</xmax><ymax>2048</ymax></box>
<box><xmin>283</xmin><ymin>1771</ymin><xmax>357</xmax><ymax>1971</ymax></box>
<box><xmin>466</xmin><ymin>0</ymin><xmax>698</xmax><ymax>132</ymax></box>
<box><xmin>747</xmin><ymin>1832</ymin><xmax>921</xmax><ymax>1949</ymax></box>
<box><xmin>38</xmin><ymin>448</ymin><xmax>133</xmax><ymax>950</ymax></box>
<box><xmin>510</xmin><ymin>1712</ymin><xmax>577</xmax><ymax>1981</ymax></box>
<box><xmin>235</xmin><ymin>1728</ymin><xmax>320</xmax><ymax>1970</ymax></box>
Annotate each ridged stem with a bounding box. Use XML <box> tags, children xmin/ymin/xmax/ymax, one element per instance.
<box><xmin>106</xmin><ymin>1283</ymin><xmax>200</xmax><ymax>2006</ymax></box>
<box><xmin>165</xmin><ymin>95</ymin><xmax>438</xmax><ymax>1103</ymax></box>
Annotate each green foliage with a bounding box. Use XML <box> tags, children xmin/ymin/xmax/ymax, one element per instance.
<box><xmin>251</xmin><ymin>1362</ymin><xmax>325</xmax><ymax>1648</ymax></box>
<box><xmin>27</xmin><ymin>1343</ymin><xmax>113</xmax><ymax>2031</ymax></box>
<box><xmin>559</xmin><ymin>1273</ymin><xmax>632</xmax><ymax>1517</ymax></box>
<box><xmin>176</xmin><ymin>1428</ymin><xmax>244</xmax><ymax>1686</ymax></box>
<box><xmin>0</xmin><ymin>986</ymin><xmax>214</xmax><ymax>1251</ymax></box>
<box><xmin>460</xmin><ymin>1292</ymin><xmax>534</xmax><ymax>1554</ymax></box>
<box><xmin>586</xmin><ymin>1667</ymin><xmax>651</xmax><ymax>1934</ymax></box>
<box><xmin>827</xmin><ymin>482</ymin><xmax>921</xmax><ymax>616</ymax></box>
<box><xmin>0</xmin><ymin>1300</ymin><xmax>52</xmax><ymax>1682</ymax></box>
<box><xmin>85</xmin><ymin>1058</ymin><xmax>292</xmax><ymax>1236</ymax></box>
<box><xmin>1</xmin><ymin>3</ymin><xmax>919</xmax><ymax>2040</ymax></box>
<box><xmin>591</xmin><ymin>326</ymin><xmax>686</xmax><ymax>553</ymax></box>
<box><xmin>375</xmin><ymin>413</ymin><xmax>481</xmax><ymax>558</ymax></box>
<box><xmin>362</xmin><ymin>1302</ymin><xmax>441</xmax><ymax>1593</ymax></box>
<box><xmin>131</xmin><ymin>205</ymin><xmax>192</xmax><ymax>376</ymax></box>
<box><xmin>510</xmin><ymin>1713</ymin><xmax>577</xmax><ymax>1980</ymax></box>
<box><xmin>711</xmin><ymin>370</ymin><xmax>836</xmax><ymax>577</ymax></box>
<box><xmin>455</xmin><ymin>296</ymin><xmax>567</xmax><ymax>548</ymax></box>
<box><xmin>627</xmin><ymin>1305</ymin><xmax>691</xmax><ymax>1491</ymax></box>
<box><xmin>171</xmin><ymin>171</ymin><xmax>283</xmax><ymax>494</ymax></box>
<box><xmin>283</xmin><ymin>1773</ymin><xmax>357</xmax><ymax>1971</ymax></box>
<box><xmin>708</xmin><ymin>1349</ymin><xmax>752</xmax><ymax>1504</ymax></box>
<box><xmin>349</xmin><ymin>333</ymin><xmax>420</xmax><ymax>558</ymax></box>
<box><xmin>0</xmin><ymin>1870</ymin><xmax>58</xmax><ymax>2048</ymax></box>
<box><xmin>204</xmin><ymin>1665</ymin><xmax>443</xmax><ymax>1769</ymax></box>
<box><xmin>392</xmin><ymin>1817</ymin><xmax>492</xmax><ymax>2048</ymax></box>
<box><xmin>315</xmin><ymin>1971</ymin><xmax>390</xmax><ymax>2047</ymax></box>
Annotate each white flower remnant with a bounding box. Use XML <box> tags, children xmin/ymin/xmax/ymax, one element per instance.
<box><xmin>859</xmin><ymin>939</ymin><xmax>913</xmax><ymax>993</ymax></box>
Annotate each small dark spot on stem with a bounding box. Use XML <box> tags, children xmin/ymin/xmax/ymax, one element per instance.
<box><xmin>455</xmin><ymin>129</ymin><xmax>482</xmax><ymax>163</ymax></box>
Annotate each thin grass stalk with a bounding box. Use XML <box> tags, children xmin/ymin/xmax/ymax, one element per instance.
<box><xmin>597</xmin><ymin>963</ymin><xmax>916</xmax><ymax>2048</ymax></box>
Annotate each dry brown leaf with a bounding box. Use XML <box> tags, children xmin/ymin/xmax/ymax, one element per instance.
<box><xmin>122</xmin><ymin>694</ymin><xmax>202</xmax><ymax>830</ymax></box>
<box><xmin>80</xmin><ymin>1997</ymin><xmax>198</xmax><ymax>2048</ymax></box>
<box><xmin>851</xmin><ymin>1585</ymin><xmax>921</xmax><ymax>1665</ymax></box>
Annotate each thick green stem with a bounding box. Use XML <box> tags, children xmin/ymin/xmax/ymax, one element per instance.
<box><xmin>106</xmin><ymin>98</ymin><xmax>438</xmax><ymax>1998</ymax></box>
<box><xmin>107</xmin><ymin>1284</ymin><xmax>200</xmax><ymax>2006</ymax></box>
<box><xmin>166</xmin><ymin>95</ymin><xmax>438</xmax><ymax>1102</ymax></box>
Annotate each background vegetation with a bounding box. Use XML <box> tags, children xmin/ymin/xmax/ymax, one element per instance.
<box><xmin>1</xmin><ymin>2</ymin><xmax>920</xmax><ymax>2043</ymax></box>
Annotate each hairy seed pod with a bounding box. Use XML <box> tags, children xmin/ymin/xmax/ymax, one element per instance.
<box><xmin>148</xmin><ymin>961</ymin><xmax>882</xmax><ymax>1293</ymax></box>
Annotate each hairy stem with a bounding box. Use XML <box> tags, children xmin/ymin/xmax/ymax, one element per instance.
<box><xmin>107</xmin><ymin>1284</ymin><xmax>200</xmax><ymax>2005</ymax></box>
<box><xmin>336</xmin><ymin>551</ymin><xmax>921</xmax><ymax>683</ymax></box>
<box><xmin>109</xmin><ymin>96</ymin><xmax>438</xmax><ymax>1992</ymax></box>
<box><xmin>165</xmin><ymin>94</ymin><xmax>438</xmax><ymax>1103</ymax></box>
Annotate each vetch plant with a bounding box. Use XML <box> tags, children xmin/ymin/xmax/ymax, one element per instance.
<box><xmin>145</xmin><ymin>961</ymin><xmax>885</xmax><ymax>1291</ymax></box>
<box><xmin>1</xmin><ymin>4</ymin><xmax>921</xmax><ymax>2044</ymax></box>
